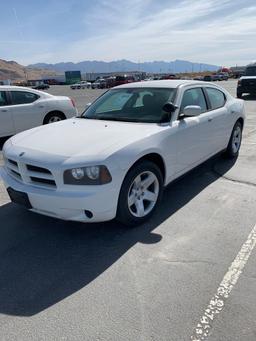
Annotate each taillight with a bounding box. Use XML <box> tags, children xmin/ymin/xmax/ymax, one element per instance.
<box><xmin>238</xmin><ymin>80</ymin><xmax>241</xmax><ymax>85</ymax></box>
<box><xmin>70</xmin><ymin>98</ymin><xmax>76</xmax><ymax>107</ymax></box>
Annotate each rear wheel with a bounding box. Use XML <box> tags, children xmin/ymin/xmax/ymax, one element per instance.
<box><xmin>117</xmin><ymin>161</ymin><xmax>163</xmax><ymax>226</ymax></box>
<box><xmin>43</xmin><ymin>112</ymin><xmax>66</xmax><ymax>124</ymax></box>
<box><xmin>225</xmin><ymin>121</ymin><xmax>242</xmax><ymax>158</ymax></box>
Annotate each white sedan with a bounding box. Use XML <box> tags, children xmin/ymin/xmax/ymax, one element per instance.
<box><xmin>70</xmin><ymin>81</ymin><xmax>91</xmax><ymax>89</ymax></box>
<box><xmin>1</xmin><ymin>80</ymin><xmax>245</xmax><ymax>226</ymax></box>
<box><xmin>0</xmin><ymin>86</ymin><xmax>78</xmax><ymax>138</ymax></box>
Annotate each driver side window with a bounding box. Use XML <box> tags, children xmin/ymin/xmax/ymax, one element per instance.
<box><xmin>180</xmin><ymin>88</ymin><xmax>207</xmax><ymax>114</ymax></box>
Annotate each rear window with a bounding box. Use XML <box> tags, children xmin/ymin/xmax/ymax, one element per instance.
<box><xmin>0</xmin><ymin>91</ymin><xmax>8</xmax><ymax>106</ymax></box>
<box><xmin>11</xmin><ymin>91</ymin><xmax>39</xmax><ymax>105</ymax></box>
<box><xmin>245</xmin><ymin>67</ymin><xmax>256</xmax><ymax>76</ymax></box>
<box><xmin>205</xmin><ymin>88</ymin><xmax>226</xmax><ymax>110</ymax></box>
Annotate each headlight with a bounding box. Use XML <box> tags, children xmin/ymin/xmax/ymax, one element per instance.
<box><xmin>64</xmin><ymin>165</ymin><xmax>112</xmax><ymax>185</ymax></box>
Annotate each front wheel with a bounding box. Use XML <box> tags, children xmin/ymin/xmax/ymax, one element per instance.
<box><xmin>225</xmin><ymin>121</ymin><xmax>242</xmax><ymax>158</ymax></box>
<box><xmin>117</xmin><ymin>161</ymin><xmax>163</xmax><ymax>227</ymax></box>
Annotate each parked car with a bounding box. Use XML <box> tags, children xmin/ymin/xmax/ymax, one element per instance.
<box><xmin>0</xmin><ymin>86</ymin><xmax>77</xmax><ymax>138</ymax></box>
<box><xmin>33</xmin><ymin>83</ymin><xmax>50</xmax><ymax>90</ymax></box>
<box><xmin>203</xmin><ymin>75</ymin><xmax>213</xmax><ymax>82</ymax></box>
<box><xmin>91</xmin><ymin>79</ymin><xmax>107</xmax><ymax>89</ymax></box>
<box><xmin>106</xmin><ymin>77</ymin><xmax>117</xmax><ymax>88</ymax></box>
<box><xmin>211</xmin><ymin>74</ymin><xmax>220</xmax><ymax>81</ymax></box>
<box><xmin>70</xmin><ymin>81</ymin><xmax>91</xmax><ymax>89</ymax></box>
<box><xmin>114</xmin><ymin>75</ymin><xmax>135</xmax><ymax>86</ymax></box>
<box><xmin>160</xmin><ymin>74</ymin><xmax>178</xmax><ymax>80</ymax></box>
<box><xmin>193</xmin><ymin>76</ymin><xmax>204</xmax><ymax>81</ymax></box>
<box><xmin>1</xmin><ymin>80</ymin><xmax>245</xmax><ymax>226</ymax></box>
<box><xmin>237</xmin><ymin>64</ymin><xmax>256</xmax><ymax>98</ymax></box>
<box><xmin>218</xmin><ymin>72</ymin><xmax>229</xmax><ymax>81</ymax></box>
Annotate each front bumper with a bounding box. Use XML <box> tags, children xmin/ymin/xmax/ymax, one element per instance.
<box><xmin>0</xmin><ymin>167</ymin><xmax>118</xmax><ymax>223</ymax></box>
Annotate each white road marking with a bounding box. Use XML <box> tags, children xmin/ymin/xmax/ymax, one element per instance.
<box><xmin>190</xmin><ymin>223</ymin><xmax>256</xmax><ymax>341</ymax></box>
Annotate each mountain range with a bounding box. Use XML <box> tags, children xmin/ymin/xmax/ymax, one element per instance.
<box><xmin>0</xmin><ymin>59</ymin><xmax>57</xmax><ymax>81</ymax></box>
<box><xmin>28</xmin><ymin>59</ymin><xmax>219</xmax><ymax>74</ymax></box>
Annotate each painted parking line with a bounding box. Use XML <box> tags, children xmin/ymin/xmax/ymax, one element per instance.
<box><xmin>190</xmin><ymin>223</ymin><xmax>256</xmax><ymax>341</ymax></box>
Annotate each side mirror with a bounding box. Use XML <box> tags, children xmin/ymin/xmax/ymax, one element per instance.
<box><xmin>183</xmin><ymin>105</ymin><xmax>202</xmax><ymax>117</ymax></box>
<box><xmin>162</xmin><ymin>102</ymin><xmax>178</xmax><ymax>113</ymax></box>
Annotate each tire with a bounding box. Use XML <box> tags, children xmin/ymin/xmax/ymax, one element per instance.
<box><xmin>237</xmin><ymin>92</ymin><xmax>242</xmax><ymax>98</ymax></box>
<box><xmin>117</xmin><ymin>161</ymin><xmax>164</xmax><ymax>227</ymax></box>
<box><xmin>43</xmin><ymin>112</ymin><xmax>66</xmax><ymax>124</ymax></box>
<box><xmin>225</xmin><ymin>121</ymin><xmax>243</xmax><ymax>158</ymax></box>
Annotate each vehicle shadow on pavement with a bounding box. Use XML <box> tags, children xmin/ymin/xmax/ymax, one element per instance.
<box><xmin>0</xmin><ymin>155</ymin><xmax>236</xmax><ymax>316</ymax></box>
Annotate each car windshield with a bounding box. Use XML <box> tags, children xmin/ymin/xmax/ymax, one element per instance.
<box><xmin>82</xmin><ymin>88</ymin><xmax>176</xmax><ymax>123</ymax></box>
<box><xmin>245</xmin><ymin>67</ymin><xmax>256</xmax><ymax>76</ymax></box>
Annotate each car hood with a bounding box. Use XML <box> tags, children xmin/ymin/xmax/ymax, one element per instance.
<box><xmin>8</xmin><ymin>118</ymin><xmax>163</xmax><ymax>163</ymax></box>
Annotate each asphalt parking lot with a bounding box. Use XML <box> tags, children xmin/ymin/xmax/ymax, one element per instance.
<box><xmin>0</xmin><ymin>80</ymin><xmax>256</xmax><ymax>341</ymax></box>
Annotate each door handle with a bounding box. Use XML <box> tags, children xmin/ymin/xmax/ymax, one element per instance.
<box><xmin>208</xmin><ymin>118</ymin><xmax>213</xmax><ymax>122</ymax></box>
<box><xmin>39</xmin><ymin>105</ymin><xmax>44</xmax><ymax>108</ymax></box>
<box><xmin>1</xmin><ymin>109</ymin><xmax>8</xmax><ymax>112</ymax></box>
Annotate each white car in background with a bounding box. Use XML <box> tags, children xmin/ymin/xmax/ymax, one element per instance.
<box><xmin>0</xmin><ymin>86</ymin><xmax>77</xmax><ymax>138</ymax></box>
<box><xmin>70</xmin><ymin>81</ymin><xmax>91</xmax><ymax>89</ymax></box>
<box><xmin>1</xmin><ymin>80</ymin><xmax>245</xmax><ymax>226</ymax></box>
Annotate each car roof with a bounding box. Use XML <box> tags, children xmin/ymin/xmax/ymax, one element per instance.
<box><xmin>0</xmin><ymin>85</ymin><xmax>52</xmax><ymax>96</ymax></box>
<box><xmin>113</xmin><ymin>79</ymin><xmax>207</xmax><ymax>89</ymax></box>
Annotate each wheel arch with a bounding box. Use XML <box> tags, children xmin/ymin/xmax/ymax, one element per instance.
<box><xmin>123</xmin><ymin>152</ymin><xmax>166</xmax><ymax>184</ymax></box>
<box><xmin>236</xmin><ymin>117</ymin><xmax>244</xmax><ymax>130</ymax></box>
<box><xmin>43</xmin><ymin>110</ymin><xmax>66</xmax><ymax>124</ymax></box>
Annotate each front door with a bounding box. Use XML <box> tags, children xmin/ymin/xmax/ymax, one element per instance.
<box><xmin>174</xmin><ymin>87</ymin><xmax>214</xmax><ymax>174</ymax></box>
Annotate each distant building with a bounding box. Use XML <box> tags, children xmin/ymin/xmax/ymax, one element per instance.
<box><xmin>42</xmin><ymin>74</ymin><xmax>65</xmax><ymax>84</ymax></box>
<box><xmin>84</xmin><ymin>71</ymin><xmax>146</xmax><ymax>81</ymax></box>
<box><xmin>0</xmin><ymin>79</ymin><xmax>11</xmax><ymax>85</ymax></box>
<box><xmin>230</xmin><ymin>66</ymin><xmax>246</xmax><ymax>78</ymax></box>
<box><xmin>65</xmin><ymin>71</ymin><xmax>81</xmax><ymax>84</ymax></box>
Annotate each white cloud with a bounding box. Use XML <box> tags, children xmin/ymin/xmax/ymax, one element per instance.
<box><xmin>2</xmin><ymin>0</ymin><xmax>256</xmax><ymax>66</ymax></box>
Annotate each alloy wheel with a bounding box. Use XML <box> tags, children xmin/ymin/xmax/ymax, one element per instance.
<box><xmin>127</xmin><ymin>171</ymin><xmax>159</xmax><ymax>218</ymax></box>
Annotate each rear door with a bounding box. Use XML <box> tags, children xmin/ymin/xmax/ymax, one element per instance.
<box><xmin>9</xmin><ymin>90</ymin><xmax>46</xmax><ymax>133</ymax></box>
<box><xmin>204</xmin><ymin>87</ymin><xmax>229</xmax><ymax>152</ymax></box>
<box><xmin>0</xmin><ymin>90</ymin><xmax>15</xmax><ymax>137</ymax></box>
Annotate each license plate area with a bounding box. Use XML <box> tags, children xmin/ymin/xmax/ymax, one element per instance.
<box><xmin>7</xmin><ymin>187</ymin><xmax>32</xmax><ymax>209</ymax></box>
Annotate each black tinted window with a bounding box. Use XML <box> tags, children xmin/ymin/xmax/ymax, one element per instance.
<box><xmin>245</xmin><ymin>67</ymin><xmax>256</xmax><ymax>76</ymax></box>
<box><xmin>180</xmin><ymin>88</ymin><xmax>207</xmax><ymax>113</ymax></box>
<box><xmin>0</xmin><ymin>91</ymin><xmax>8</xmax><ymax>106</ymax></box>
<box><xmin>206</xmin><ymin>88</ymin><xmax>225</xmax><ymax>109</ymax></box>
<box><xmin>11</xmin><ymin>91</ymin><xmax>39</xmax><ymax>105</ymax></box>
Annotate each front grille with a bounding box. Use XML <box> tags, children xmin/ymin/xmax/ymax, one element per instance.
<box><xmin>5</xmin><ymin>158</ymin><xmax>57</xmax><ymax>189</ymax></box>
<box><xmin>6</xmin><ymin>158</ymin><xmax>21</xmax><ymax>180</ymax></box>
<box><xmin>30</xmin><ymin>177</ymin><xmax>56</xmax><ymax>186</ymax></box>
<box><xmin>10</xmin><ymin>169</ymin><xmax>22</xmax><ymax>178</ymax></box>
<box><xmin>26</xmin><ymin>164</ymin><xmax>51</xmax><ymax>174</ymax></box>
<box><xmin>8</xmin><ymin>159</ymin><xmax>18</xmax><ymax>167</ymax></box>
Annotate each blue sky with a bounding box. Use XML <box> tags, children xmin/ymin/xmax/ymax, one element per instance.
<box><xmin>1</xmin><ymin>0</ymin><xmax>256</xmax><ymax>66</ymax></box>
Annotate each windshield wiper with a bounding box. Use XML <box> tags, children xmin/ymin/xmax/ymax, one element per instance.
<box><xmin>94</xmin><ymin>116</ymin><xmax>142</xmax><ymax>122</ymax></box>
